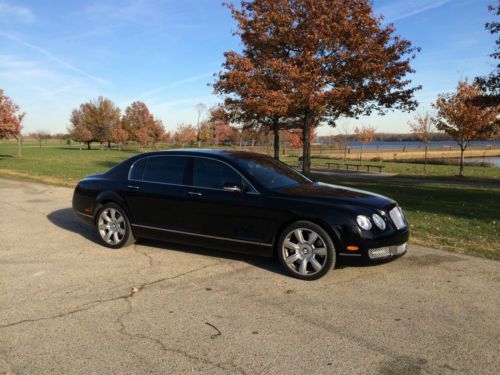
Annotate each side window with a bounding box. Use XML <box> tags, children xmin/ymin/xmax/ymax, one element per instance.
<box><xmin>129</xmin><ymin>158</ymin><xmax>146</xmax><ymax>181</ymax></box>
<box><xmin>143</xmin><ymin>156</ymin><xmax>188</xmax><ymax>185</ymax></box>
<box><xmin>193</xmin><ymin>158</ymin><xmax>242</xmax><ymax>190</ymax></box>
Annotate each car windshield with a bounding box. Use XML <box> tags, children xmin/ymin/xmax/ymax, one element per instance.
<box><xmin>232</xmin><ymin>153</ymin><xmax>312</xmax><ymax>190</ymax></box>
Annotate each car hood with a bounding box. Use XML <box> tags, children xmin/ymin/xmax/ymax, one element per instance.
<box><xmin>277</xmin><ymin>182</ymin><xmax>395</xmax><ymax>209</ymax></box>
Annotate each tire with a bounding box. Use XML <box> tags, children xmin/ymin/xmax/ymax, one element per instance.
<box><xmin>277</xmin><ymin>221</ymin><xmax>336</xmax><ymax>280</ymax></box>
<box><xmin>95</xmin><ymin>203</ymin><xmax>135</xmax><ymax>249</ymax></box>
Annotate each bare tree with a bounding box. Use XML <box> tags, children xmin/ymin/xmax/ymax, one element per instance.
<box><xmin>408</xmin><ymin>112</ymin><xmax>433</xmax><ymax>173</ymax></box>
<box><xmin>195</xmin><ymin>103</ymin><xmax>206</xmax><ymax>147</ymax></box>
<box><xmin>339</xmin><ymin>121</ymin><xmax>351</xmax><ymax>160</ymax></box>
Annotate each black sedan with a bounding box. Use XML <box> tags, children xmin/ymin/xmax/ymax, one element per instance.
<box><xmin>73</xmin><ymin>150</ymin><xmax>409</xmax><ymax>280</ymax></box>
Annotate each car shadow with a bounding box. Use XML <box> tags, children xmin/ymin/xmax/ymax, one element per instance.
<box><xmin>47</xmin><ymin>208</ymin><xmax>101</xmax><ymax>244</ymax></box>
<box><xmin>47</xmin><ymin>208</ymin><xmax>380</xmax><ymax>277</ymax></box>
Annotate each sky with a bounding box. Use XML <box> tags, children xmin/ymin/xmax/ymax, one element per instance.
<box><xmin>0</xmin><ymin>0</ymin><xmax>497</xmax><ymax>136</ymax></box>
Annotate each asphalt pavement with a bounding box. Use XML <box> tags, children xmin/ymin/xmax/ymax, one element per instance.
<box><xmin>0</xmin><ymin>177</ymin><xmax>499</xmax><ymax>374</ymax></box>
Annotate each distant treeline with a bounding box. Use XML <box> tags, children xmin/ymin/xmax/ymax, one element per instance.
<box><xmin>24</xmin><ymin>131</ymin><xmax>500</xmax><ymax>143</ymax></box>
<box><xmin>319</xmin><ymin>132</ymin><xmax>500</xmax><ymax>143</ymax></box>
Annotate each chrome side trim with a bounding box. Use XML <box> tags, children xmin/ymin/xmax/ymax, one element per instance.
<box><xmin>338</xmin><ymin>253</ymin><xmax>362</xmax><ymax>257</ymax></box>
<box><xmin>75</xmin><ymin>211</ymin><xmax>93</xmax><ymax>219</ymax></box>
<box><xmin>131</xmin><ymin>223</ymin><xmax>273</xmax><ymax>247</ymax></box>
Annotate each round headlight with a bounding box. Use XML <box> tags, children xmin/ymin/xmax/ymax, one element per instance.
<box><xmin>356</xmin><ymin>215</ymin><xmax>372</xmax><ymax>230</ymax></box>
<box><xmin>372</xmin><ymin>213</ymin><xmax>386</xmax><ymax>230</ymax></box>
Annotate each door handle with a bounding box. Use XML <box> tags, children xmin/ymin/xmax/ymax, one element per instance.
<box><xmin>188</xmin><ymin>191</ymin><xmax>202</xmax><ymax>196</ymax></box>
<box><xmin>128</xmin><ymin>185</ymin><xmax>140</xmax><ymax>190</ymax></box>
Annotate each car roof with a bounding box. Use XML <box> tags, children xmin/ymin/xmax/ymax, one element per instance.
<box><xmin>136</xmin><ymin>149</ymin><xmax>267</xmax><ymax>160</ymax></box>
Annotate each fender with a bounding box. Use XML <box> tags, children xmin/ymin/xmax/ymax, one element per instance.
<box><xmin>94</xmin><ymin>190</ymin><xmax>134</xmax><ymax>221</ymax></box>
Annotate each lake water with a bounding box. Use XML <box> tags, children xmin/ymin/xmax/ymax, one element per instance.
<box><xmin>466</xmin><ymin>157</ymin><xmax>500</xmax><ymax>167</ymax></box>
<box><xmin>323</xmin><ymin>140</ymin><xmax>500</xmax><ymax>150</ymax></box>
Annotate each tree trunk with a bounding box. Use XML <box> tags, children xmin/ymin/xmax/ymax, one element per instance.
<box><xmin>424</xmin><ymin>144</ymin><xmax>428</xmax><ymax>174</ymax></box>
<box><xmin>17</xmin><ymin>137</ymin><xmax>22</xmax><ymax>157</ymax></box>
<box><xmin>108</xmin><ymin>141</ymin><xmax>111</xmax><ymax>149</ymax></box>
<box><xmin>459</xmin><ymin>146</ymin><xmax>465</xmax><ymax>177</ymax></box>
<box><xmin>272</xmin><ymin>119</ymin><xmax>280</xmax><ymax>160</ymax></box>
<box><xmin>87</xmin><ymin>142</ymin><xmax>91</xmax><ymax>150</ymax></box>
<box><xmin>360</xmin><ymin>144</ymin><xmax>363</xmax><ymax>162</ymax></box>
<box><xmin>301</xmin><ymin>113</ymin><xmax>311</xmax><ymax>176</ymax></box>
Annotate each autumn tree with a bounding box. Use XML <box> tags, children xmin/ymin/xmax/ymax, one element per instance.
<box><xmin>408</xmin><ymin>112</ymin><xmax>433</xmax><ymax>173</ymax></box>
<box><xmin>110</xmin><ymin>122</ymin><xmax>128</xmax><ymax>150</ymax></box>
<box><xmin>68</xmin><ymin>97</ymin><xmax>120</xmax><ymax>149</ymax></box>
<box><xmin>68</xmin><ymin>123</ymin><xmax>92</xmax><ymax>150</ymax></box>
<box><xmin>286</xmin><ymin>128</ymin><xmax>316</xmax><ymax>149</ymax></box>
<box><xmin>207</xmin><ymin>105</ymin><xmax>237</xmax><ymax>146</ymax></box>
<box><xmin>213</xmin><ymin>2</ymin><xmax>296</xmax><ymax>160</ymax></box>
<box><xmin>174</xmin><ymin>124</ymin><xmax>197</xmax><ymax>146</ymax></box>
<box><xmin>0</xmin><ymin>89</ymin><xmax>24</xmax><ymax>157</ymax></box>
<box><xmin>475</xmin><ymin>2</ymin><xmax>499</xmax><ymax>108</ymax></box>
<box><xmin>122</xmin><ymin>101</ymin><xmax>165</xmax><ymax>147</ymax></box>
<box><xmin>221</xmin><ymin>0</ymin><xmax>420</xmax><ymax>175</ymax></box>
<box><xmin>434</xmin><ymin>81</ymin><xmax>499</xmax><ymax>177</ymax></box>
<box><xmin>354</xmin><ymin>125</ymin><xmax>376</xmax><ymax>162</ymax></box>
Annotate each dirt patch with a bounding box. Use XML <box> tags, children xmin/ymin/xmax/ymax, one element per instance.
<box><xmin>377</xmin><ymin>356</ymin><xmax>428</xmax><ymax>375</ymax></box>
<box><xmin>0</xmin><ymin>169</ymin><xmax>76</xmax><ymax>187</ymax></box>
<box><xmin>401</xmin><ymin>254</ymin><xmax>465</xmax><ymax>267</ymax></box>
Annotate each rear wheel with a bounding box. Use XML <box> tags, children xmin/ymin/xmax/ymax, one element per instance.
<box><xmin>277</xmin><ymin>221</ymin><xmax>335</xmax><ymax>280</ymax></box>
<box><xmin>96</xmin><ymin>203</ymin><xmax>135</xmax><ymax>249</ymax></box>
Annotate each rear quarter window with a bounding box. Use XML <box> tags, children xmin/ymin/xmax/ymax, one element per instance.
<box><xmin>129</xmin><ymin>158</ymin><xmax>146</xmax><ymax>181</ymax></box>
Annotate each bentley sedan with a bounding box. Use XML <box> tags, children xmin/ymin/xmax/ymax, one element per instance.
<box><xmin>73</xmin><ymin>150</ymin><xmax>409</xmax><ymax>280</ymax></box>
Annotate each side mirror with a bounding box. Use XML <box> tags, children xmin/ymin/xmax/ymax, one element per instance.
<box><xmin>223</xmin><ymin>182</ymin><xmax>242</xmax><ymax>193</ymax></box>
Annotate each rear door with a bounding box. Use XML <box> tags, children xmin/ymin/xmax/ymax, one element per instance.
<box><xmin>124</xmin><ymin>155</ymin><xmax>192</xmax><ymax>230</ymax></box>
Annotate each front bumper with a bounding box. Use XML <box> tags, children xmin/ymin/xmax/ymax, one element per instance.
<box><xmin>368</xmin><ymin>242</ymin><xmax>407</xmax><ymax>260</ymax></box>
<box><xmin>337</xmin><ymin>225</ymin><xmax>410</xmax><ymax>260</ymax></box>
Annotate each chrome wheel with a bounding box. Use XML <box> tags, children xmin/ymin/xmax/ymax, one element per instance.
<box><xmin>282</xmin><ymin>228</ymin><xmax>328</xmax><ymax>276</ymax></box>
<box><xmin>98</xmin><ymin>208</ymin><xmax>126</xmax><ymax>245</ymax></box>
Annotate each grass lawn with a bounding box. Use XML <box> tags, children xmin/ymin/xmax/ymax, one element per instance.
<box><xmin>281</xmin><ymin>155</ymin><xmax>500</xmax><ymax>181</ymax></box>
<box><xmin>1</xmin><ymin>139</ymin><xmax>499</xmax><ymax>260</ymax></box>
<box><xmin>315</xmin><ymin>175</ymin><xmax>500</xmax><ymax>260</ymax></box>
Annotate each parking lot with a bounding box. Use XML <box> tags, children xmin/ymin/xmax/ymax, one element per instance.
<box><xmin>0</xmin><ymin>177</ymin><xmax>499</xmax><ymax>374</ymax></box>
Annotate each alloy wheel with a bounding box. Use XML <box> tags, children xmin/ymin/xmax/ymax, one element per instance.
<box><xmin>98</xmin><ymin>208</ymin><xmax>126</xmax><ymax>245</ymax></box>
<box><xmin>281</xmin><ymin>228</ymin><xmax>328</xmax><ymax>276</ymax></box>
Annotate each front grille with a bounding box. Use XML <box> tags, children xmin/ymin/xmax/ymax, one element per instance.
<box><xmin>368</xmin><ymin>243</ymin><xmax>407</xmax><ymax>259</ymax></box>
<box><xmin>389</xmin><ymin>206</ymin><xmax>406</xmax><ymax>230</ymax></box>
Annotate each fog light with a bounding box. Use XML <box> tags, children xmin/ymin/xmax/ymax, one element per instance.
<box><xmin>368</xmin><ymin>243</ymin><xmax>407</xmax><ymax>259</ymax></box>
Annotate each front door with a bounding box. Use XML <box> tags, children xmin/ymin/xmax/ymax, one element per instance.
<box><xmin>183</xmin><ymin>157</ymin><xmax>277</xmax><ymax>245</ymax></box>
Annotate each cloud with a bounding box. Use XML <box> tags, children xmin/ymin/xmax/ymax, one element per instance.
<box><xmin>0</xmin><ymin>31</ymin><xmax>109</xmax><ymax>85</ymax></box>
<box><xmin>378</xmin><ymin>0</ymin><xmax>453</xmax><ymax>22</ymax></box>
<box><xmin>138</xmin><ymin>72</ymin><xmax>214</xmax><ymax>100</ymax></box>
<box><xmin>0</xmin><ymin>0</ymin><xmax>34</xmax><ymax>23</ymax></box>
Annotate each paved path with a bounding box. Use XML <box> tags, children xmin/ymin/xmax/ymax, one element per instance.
<box><xmin>0</xmin><ymin>178</ymin><xmax>499</xmax><ymax>374</ymax></box>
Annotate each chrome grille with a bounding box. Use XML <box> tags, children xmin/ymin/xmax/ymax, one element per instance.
<box><xmin>389</xmin><ymin>206</ymin><xmax>406</xmax><ymax>230</ymax></box>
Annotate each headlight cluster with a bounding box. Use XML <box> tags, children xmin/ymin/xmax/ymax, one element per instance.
<box><xmin>356</xmin><ymin>213</ymin><xmax>387</xmax><ymax>231</ymax></box>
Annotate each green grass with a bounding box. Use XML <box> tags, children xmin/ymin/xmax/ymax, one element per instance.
<box><xmin>1</xmin><ymin>139</ymin><xmax>499</xmax><ymax>260</ymax></box>
<box><xmin>0</xmin><ymin>140</ymin><xmax>136</xmax><ymax>184</ymax></box>
<box><xmin>281</xmin><ymin>155</ymin><xmax>500</xmax><ymax>181</ymax></box>
<box><xmin>315</xmin><ymin>175</ymin><xmax>500</xmax><ymax>260</ymax></box>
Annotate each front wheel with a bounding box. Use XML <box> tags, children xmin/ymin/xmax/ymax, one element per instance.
<box><xmin>96</xmin><ymin>203</ymin><xmax>135</xmax><ymax>249</ymax></box>
<box><xmin>277</xmin><ymin>221</ymin><xmax>336</xmax><ymax>280</ymax></box>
